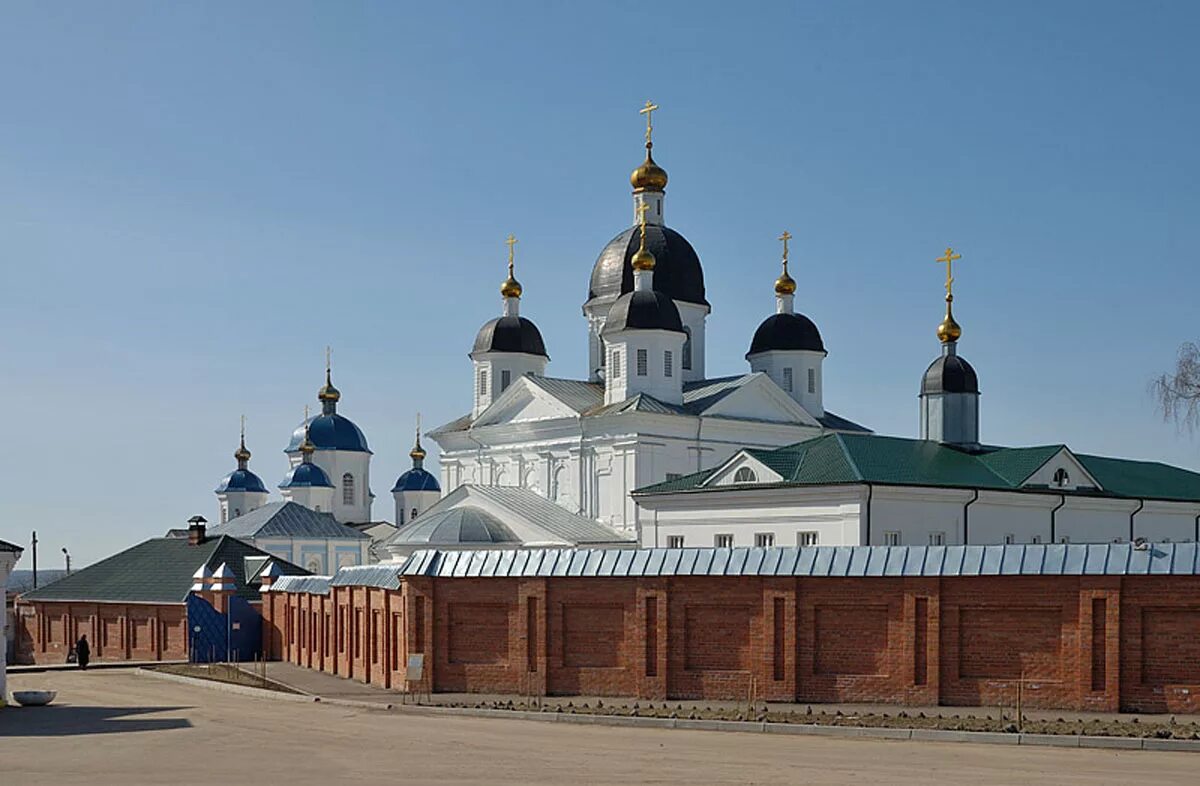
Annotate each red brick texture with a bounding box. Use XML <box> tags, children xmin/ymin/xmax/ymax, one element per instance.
<box><xmin>13</xmin><ymin>601</ymin><xmax>189</xmax><ymax>664</ymax></box>
<box><xmin>263</xmin><ymin>574</ymin><xmax>1200</xmax><ymax>712</ymax></box>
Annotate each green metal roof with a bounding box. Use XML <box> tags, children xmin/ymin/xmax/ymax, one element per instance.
<box><xmin>18</xmin><ymin>535</ymin><xmax>306</xmax><ymax>604</ymax></box>
<box><xmin>635</xmin><ymin>433</ymin><xmax>1200</xmax><ymax>503</ymax></box>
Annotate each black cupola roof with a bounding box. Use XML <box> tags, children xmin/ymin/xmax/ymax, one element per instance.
<box><xmin>747</xmin><ymin>313</ymin><xmax>826</xmax><ymax>357</ymax></box>
<box><xmin>602</xmin><ymin>289</ymin><xmax>684</xmax><ymax>335</ymax></box>
<box><xmin>472</xmin><ymin>315</ymin><xmax>548</xmax><ymax>357</ymax></box>
<box><xmin>922</xmin><ymin>351</ymin><xmax>979</xmax><ymax>395</ymax></box>
<box><xmin>589</xmin><ymin>225</ymin><xmax>707</xmax><ymax>307</ymax></box>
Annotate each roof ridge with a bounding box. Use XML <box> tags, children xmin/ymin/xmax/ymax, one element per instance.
<box><xmin>829</xmin><ymin>433</ymin><xmax>864</xmax><ymax>482</ymax></box>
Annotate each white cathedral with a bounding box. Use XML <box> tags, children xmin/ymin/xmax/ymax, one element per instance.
<box><xmin>208</xmin><ymin>105</ymin><xmax>1200</xmax><ymax>558</ymax></box>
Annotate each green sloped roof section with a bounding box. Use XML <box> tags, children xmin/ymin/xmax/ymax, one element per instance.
<box><xmin>744</xmin><ymin>447</ymin><xmax>805</xmax><ymax>480</ymax></box>
<box><xmin>836</xmin><ymin>434</ymin><xmax>1011</xmax><ymax>488</ymax></box>
<box><xmin>19</xmin><ymin>535</ymin><xmax>306</xmax><ymax>604</ymax></box>
<box><xmin>1076</xmin><ymin>454</ymin><xmax>1200</xmax><ymax>502</ymax></box>
<box><xmin>635</xmin><ymin>467</ymin><xmax>718</xmax><ymax>494</ymax></box>
<box><xmin>790</xmin><ymin>435</ymin><xmax>862</xmax><ymax>484</ymax></box>
<box><xmin>976</xmin><ymin>445</ymin><xmax>1065</xmax><ymax>486</ymax></box>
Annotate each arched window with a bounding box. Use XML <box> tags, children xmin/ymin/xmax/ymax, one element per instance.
<box><xmin>411</xmin><ymin>507</ymin><xmax>419</xmax><ymax>520</ymax></box>
<box><xmin>733</xmin><ymin>467</ymin><xmax>757</xmax><ymax>484</ymax></box>
<box><xmin>342</xmin><ymin>473</ymin><xmax>355</xmax><ymax>505</ymax></box>
<box><xmin>306</xmin><ymin>557</ymin><xmax>322</xmax><ymax>574</ymax></box>
<box><xmin>1053</xmin><ymin>468</ymin><xmax>1070</xmax><ymax>488</ymax></box>
<box><xmin>682</xmin><ymin>326</ymin><xmax>693</xmax><ymax>370</ymax></box>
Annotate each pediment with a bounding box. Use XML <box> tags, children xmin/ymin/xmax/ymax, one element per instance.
<box><xmin>699</xmin><ymin>374</ymin><xmax>822</xmax><ymax>427</ymax></box>
<box><xmin>1021</xmin><ymin>447</ymin><xmax>1101</xmax><ymax>491</ymax></box>
<box><xmin>472</xmin><ymin>377</ymin><xmax>580</xmax><ymax>428</ymax></box>
<box><xmin>701</xmin><ymin>450</ymin><xmax>784</xmax><ymax>488</ymax></box>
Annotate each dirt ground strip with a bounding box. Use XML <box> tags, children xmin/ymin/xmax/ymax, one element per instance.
<box><xmin>2</xmin><ymin>669</ymin><xmax>1198</xmax><ymax>786</ymax></box>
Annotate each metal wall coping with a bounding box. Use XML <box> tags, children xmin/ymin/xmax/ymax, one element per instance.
<box><xmin>328</xmin><ymin>564</ymin><xmax>402</xmax><ymax>590</ymax></box>
<box><xmin>269</xmin><ymin>575</ymin><xmax>332</xmax><ymax>595</ymax></box>
<box><xmin>396</xmin><ymin>542</ymin><xmax>1200</xmax><ymax>579</ymax></box>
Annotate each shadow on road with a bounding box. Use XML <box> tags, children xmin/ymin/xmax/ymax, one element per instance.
<box><xmin>0</xmin><ymin>705</ymin><xmax>193</xmax><ymax>737</ymax></box>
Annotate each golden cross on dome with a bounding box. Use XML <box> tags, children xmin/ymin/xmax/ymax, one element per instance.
<box><xmin>779</xmin><ymin>230</ymin><xmax>793</xmax><ymax>262</ymax></box>
<box><xmin>640</xmin><ymin>100</ymin><xmax>659</xmax><ymax>145</ymax></box>
<box><xmin>325</xmin><ymin>345</ymin><xmax>332</xmax><ymax>373</ymax></box>
<box><xmin>635</xmin><ymin>200</ymin><xmax>651</xmax><ymax>228</ymax></box>
<box><xmin>935</xmin><ymin>247</ymin><xmax>962</xmax><ymax>297</ymax></box>
<box><xmin>240</xmin><ymin>414</ymin><xmax>246</xmax><ymax>441</ymax></box>
<box><xmin>505</xmin><ymin>233</ymin><xmax>517</xmax><ymax>273</ymax></box>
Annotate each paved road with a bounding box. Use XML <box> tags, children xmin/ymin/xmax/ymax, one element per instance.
<box><xmin>2</xmin><ymin>670</ymin><xmax>1196</xmax><ymax>785</ymax></box>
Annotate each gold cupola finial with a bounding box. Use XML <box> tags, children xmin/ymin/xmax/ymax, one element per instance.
<box><xmin>300</xmin><ymin>405</ymin><xmax>316</xmax><ymax>455</ymax></box>
<box><xmin>631</xmin><ymin>201</ymin><xmax>656</xmax><ymax>271</ymax></box>
<box><xmin>410</xmin><ymin>412</ymin><xmax>426</xmax><ymax>462</ymax></box>
<box><xmin>318</xmin><ymin>346</ymin><xmax>341</xmax><ymax>403</ymax></box>
<box><xmin>631</xmin><ymin>100</ymin><xmax>668</xmax><ymax>193</ymax></box>
<box><xmin>775</xmin><ymin>230</ymin><xmax>797</xmax><ymax>295</ymax></box>
<box><xmin>500</xmin><ymin>234</ymin><xmax>522</xmax><ymax>298</ymax></box>
<box><xmin>935</xmin><ymin>246</ymin><xmax>963</xmax><ymax>343</ymax></box>
<box><xmin>234</xmin><ymin>415</ymin><xmax>251</xmax><ymax>465</ymax></box>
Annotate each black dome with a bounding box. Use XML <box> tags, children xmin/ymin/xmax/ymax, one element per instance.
<box><xmin>589</xmin><ymin>225</ymin><xmax>707</xmax><ymax>307</ymax></box>
<box><xmin>746</xmin><ymin>313</ymin><xmax>825</xmax><ymax>357</ymax></box>
<box><xmin>472</xmin><ymin>315</ymin><xmax>548</xmax><ymax>357</ymax></box>
<box><xmin>922</xmin><ymin>352</ymin><xmax>979</xmax><ymax>394</ymax></box>
<box><xmin>602</xmin><ymin>289</ymin><xmax>684</xmax><ymax>334</ymax></box>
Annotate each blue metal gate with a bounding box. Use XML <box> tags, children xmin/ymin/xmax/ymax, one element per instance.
<box><xmin>186</xmin><ymin>595</ymin><xmax>262</xmax><ymax>663</ymax></box>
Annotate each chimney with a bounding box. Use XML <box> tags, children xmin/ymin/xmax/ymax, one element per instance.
<box><xmin>187</xmin><ymin>515</ymin><xmax>208</xmax><ymax>545</ymax></box>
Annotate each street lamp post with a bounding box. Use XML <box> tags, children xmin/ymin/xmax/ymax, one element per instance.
<box><xmin>61</xmin><ymin>547</ymin><xmax>71</xmax><ymax>575</ymax></box>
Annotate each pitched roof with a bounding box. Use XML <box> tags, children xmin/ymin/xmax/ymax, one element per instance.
<box><xmin>458</xmin><ymin>485</ymin><xmax>635</xmax><ymax>545</ymax></box>
<box><xmin>0</xmin><ymin>539</ymin><xmax>23</xmax><ymax>553</ymax></box>
<box><xmin>635</xmin><ymin>432</ymin><xmax>1200</xmax><ymax>503</ymax></box>
<box><xmin>208</xmin><ymin>501</ymin><xmax>368</xmax><ymax>540</ymax></box>
<box><xmin>18</xmin><ymin>535</ymin><xmax>307</xmax><ymax>604</ymax></box>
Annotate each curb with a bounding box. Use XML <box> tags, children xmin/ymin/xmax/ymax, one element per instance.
<box><xmin>130</xmin><ymin>669</ymin><xmax>1200</xmax><ymax>752</ymax></box>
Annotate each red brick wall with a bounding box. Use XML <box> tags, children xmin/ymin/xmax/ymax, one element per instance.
<box><xmin>262</xmin><ymin>572</ymin><xmax>1200</xmax><ymax>712</ymax></box>
<box><xmin>15</xmin><ymin>601</ymin><xmax>188</xmax><ymax>664</ymax></box>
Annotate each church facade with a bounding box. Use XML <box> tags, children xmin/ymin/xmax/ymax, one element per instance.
<box><xmin>430</xmin><ymin>106</ymin><xmax>866</xmax><ymax>540</ymax></box>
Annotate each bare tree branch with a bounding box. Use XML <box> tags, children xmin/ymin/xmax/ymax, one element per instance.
<box><xmin>1152</xmin><ymin>342</ymin><xmax>1200</xmax><ymax>432</ymax></box>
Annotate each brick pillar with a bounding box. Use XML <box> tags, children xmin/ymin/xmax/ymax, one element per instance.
<box><xmin>1079</xmin><ymin>577</ymin><xmax>1121</xmax><ymax>712</ymax></box>
<box><xmin>403</xmin><ymin>578</ymin><xmax>435</xmax><ymax>694</ymax></box>
<box><xmin>518</xmin><ymin>578</ymin><xmax>548</xmax><ymax>696</ymax></box>
<box><xmin>905</xmin><ymin>578</ymin><xmax>940</xmax><ymax>705</ymax></box>
<box><xmin>762</xmin><ymin>578</ymin><xmax>797</xmax><ymax>702</ymax></box>
<box><xmin>635</xmin><ymin>579</ymin><xmax>668</xmax><ymax>699</ymax></box>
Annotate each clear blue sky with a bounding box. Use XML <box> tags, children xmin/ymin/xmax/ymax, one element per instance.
<box><xmin>3</xmin><ymin>1</ymin><xmax>1198</xmax><ymax>566</ymax></box>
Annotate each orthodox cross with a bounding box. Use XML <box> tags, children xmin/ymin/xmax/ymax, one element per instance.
<box><xmin>635</xmin><ymin>200</ymin><xmax>651</xmax><ymax>230</ymax></box>
<box><xmin>505</xmin><ymin>233</ymin><xmax>517</xmax><ymax>275</ymax></box>
<box><xmin>640</xmin><ymin>100</ymin><xmax>659</xmax><ymax>145</ymax></box>
<box><xmin>935</xmin><ymin>247</ymin><xmax>962</xmax><ymax>297</ymax></box>
<box><xmin>325</xmin><ymin>345</ymin><xmax>332</xmax><ymax>374</ymax></box>
<box><xmin>779</xmin><ymin>230</ymin><xmax>793</xmax><ymax>272</ymax></box>
<box><xmin>240</xmin><ymin>414</ymin><xmax>246</xmax><ymax>442</ymax></box>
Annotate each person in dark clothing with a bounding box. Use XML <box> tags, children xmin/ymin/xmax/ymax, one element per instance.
<box><xmin>75</xmin><ymin>635</ymin><xmax>90</xmax><ymax>670</ymax></box>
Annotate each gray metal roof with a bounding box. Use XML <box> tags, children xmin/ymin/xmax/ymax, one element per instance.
<box><xmin>0</xmin><ymin>539</ymin><xmax>23</xmax><ymax>553</ymax></box>
<box><xmin>271</xmin><ymin>575</ymin><xmax>331</xmax><ymax>595</ymax></box>
<box><xmin>329</xmin><ymin>564</ymin><xmax>402</xmax><ymax>590</ymax></box>
<box><xmin>208</xmin><ymin>501</ymin><xmax>368</xmax><ymax>540</ymax></box>
<box><xmin>463</xmin><ymin>486</ymin><xmax>635</xmax><ymax>545</ymax></box>
<box><xmin>385</xmin><ymin>506</ymin><xmax>520</xmax><ymax>547</ymax></box>
<box><xmin>396</xmin><ymin>543</ymin><xmax>1200</xmax><ymax>579</ymax></box>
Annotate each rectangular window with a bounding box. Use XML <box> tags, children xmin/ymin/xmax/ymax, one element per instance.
<box><xmin>782</xmin><ymin>367</ymin><xmax>793</xmax><ymax>392</ymax></box>
<box><xmin>797</xmin><ymin>531</ymin><xmax>819</xmax><ymax>547</ymax></box>
<box><xmin>929</xmin><ymin>531</ymin><xmax>946</xmax><ymax>546</ymax></box>
<box><xmin>714</xmin><ymin>534</ymin><xmax>734</xmax><ymax>548</ymax></box>
<box><xmin>808</xmin><ymin>368</ymin><xmax>816</xmax><ymax>394</ymax></box>
<box><xmin>478</xmin><ymin>369</ymin><xmax>488</xmax><ymax>397</ymax></box>
<box><xmin>1031</xmin><ymin>535</ymin><xmax>1043</xmax><ymax>544</ymax></box>
<box><xmin>636</xmin><ymin>348</ymin><xmax>648</xmax><ymax>376</ymax></box>
<box><xmin>666</xmin><ymin>535</ymin><xmax>685</xmax><ymax>548</ymax></box>
<box><xmin>501</xmin><ymin>369</ymin><xmax>511</xmax><ymax>391</ymax></box>
<box><xmin>611</xmin><ymin>350</ymin><xmax>621</xmax><ymax>378</ymax></box>
<box><xmin>754</xmin><ymin>533</ymin><xmax>775</xmax><ymax>548</ymax></box>
<box><xmin>664</xmin><ymin>350</ymin><xmax>673</xmax><ymax>377</ymax></box>
<box><xmin>1003</xmin><ymin>533</ymin><xmax>1015</xmax><ymax>545</ymax></box>
<box><xmin>884</xmin><ymin>531</ymin><xmax>901</xmax><ymax>546</ymax></box>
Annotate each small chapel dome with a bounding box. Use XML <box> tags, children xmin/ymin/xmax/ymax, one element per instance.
<box><xmin>317</xmin><ymin>370</ymin><xmax>341</xmax><ymax>404</ymax></box>
<box><xmin>775</xmin><ymin>269</ymin><xmax>797</xmax><ymax>296</ymax></box>
<box><xmin>500</xmin><ymin>272</ymin><xmax>523</xmax><ymax>299</ymax></box>
<box><xmin>215</xmin><ymin>468</ymin><xmax>268</xmax><ymax>494</ymax></box>
<box><xmin>472</xmin><ymin>315</ymin><xmax>548</xmax><ymax>357</ymax></box>
<box><xmin>922</xmin><ymin>353</ymin><xmax>979</xmax><ymax>395</ymax></box>
<box><xmin>391</xmin><ymin>467</ymin><xmax>441</xmax><ymax>494</ymax></box>
<box><xmin>603</xmin><ymin>289</ymin><xmax>685</xmax><ymax>335</ymax></box>
<box><xmin>279</xmin><ymin>461</ymin><xmax>333</xmax><ymax>489</ymax></box>
<box><xmin>747</xmin><ymin>313</ymin><xmax>825</xmax><ymax>356</ymax></box>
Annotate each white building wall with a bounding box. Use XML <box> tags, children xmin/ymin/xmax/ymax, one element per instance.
<box><xmin>748</xmin><ymin>349</ymin><xmax>825</xmax><ymax>417</ymax></box>
<box><xmin>471</xmin><ymin>352</ymin><xmax>549</xmax><ymax>419</ymax></box>
<box><xmin>603</xmin><ymin>329</ymin><xmax>686</xmax><ymax>406</ymax></box>
<box><xmin>1055</xmin><ymin>498</ymin><xmax>1140</xmax><ymax>543</ymax></box>
<box><xmin>287</xmin><ymin>449</ymin><xmax>372</xmax><ymax>523</ymax></box>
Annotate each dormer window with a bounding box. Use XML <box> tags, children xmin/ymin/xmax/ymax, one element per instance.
<box><xmin>733</xmin><ymin>467</ymin><xmax>757</xmax><ymax>484</ymax></box>
<box><xmin>1053</xmin><ymin>468</ymin><xmax>1070</xmax><ymax>488</ymax></box>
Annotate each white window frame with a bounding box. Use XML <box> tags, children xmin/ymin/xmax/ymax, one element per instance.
<box><xmin>478</xmin><ymin>369</ymin><xmax>488</xmax><ymax>397</ymax></box>
<box><xmin>929</xmin><ymin>531</ymin><xmax>946</xmax><ymax>546</ymax></box>
<box><xmin>797</xmin><ymin>531</ymin><xmax>819</xmax><ymax>547</ymax></box>
<box><xmin>714</xmin><ymin>533</ymin><xmax>734</xmax><ymax>549</ymax></box>
<box><xmin>636</xmin><ymin>348</ymin><xmax>648</xmax><ymax>376</ymax></box>
<box><xmin>754</xmin><ymin>533</ymin><xmax>775</xmax><ymax>548</ymax></box>
<box><xmin>611</xmin><ymin>350</ymin><xmax>621</xmax><ymax>378</ymax></box>
<box><xmin>666</xmin><ymin>535</ymin><xmax>685</xmax><ymax>549</ymax></box>
<box><xmin>782</xmin><ymin>367</ymin><xmax>793</xmax><ymax>392</ymax></box>
<box><xmin>807</xmin><ymin>368</ymin><xmax>816</xmax><ymax>394</ymax></box>
<box><xmin>664</xmin><ymin>350</ymin><xmax>673</xmax><ymax>378</ymax></box>
<box><xmin>500</xmin><ymin>369</ymin><xmax>511</xmax><ymax>391</ymax></box>
<box><xmin>732</xmin><ymin>467</ymin><xmax>757</xmax><ymax>484</ymax></box>
<box><xmin>883</xmin><ymin>531</ymin><xmax>901</xmax><ymax>546</ymax></box>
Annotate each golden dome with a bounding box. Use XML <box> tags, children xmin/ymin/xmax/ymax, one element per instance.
<box><xmin>631</xmin><ymin>244</ymin><xmax>656</xmax><ymax>271</ymax></box>
<box><xmin>410</xmin><ymin>442</ymin><xmax>427</xmax><ymax>462</ymax></box>
<box><xmin>775</xmin><ymin>267</ymin><xmax>796</xmax><ymax>296</ymax></box>
<box><xmin>234</xmin><ymin>441</ymin><xmax>251</xmax><ymax>464</ymax></box>
<box><xmin>631</xmin><ymin>147</ymin><xmax>668</xmax><ymax>192</ymax></box>
<box><xmin>318</xmin><ymin>368</ymin><xmax>340</xmax><ymax>403</ymax></box>
<box><xmin>500</xmin><ymin>273</ymin><xmax>522</xmax><ymax>299</ymax></box>
<box><xmin>937</xmin><ymin>296</ymin><xmax>962</xmax><ymax>343</ymax></box>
